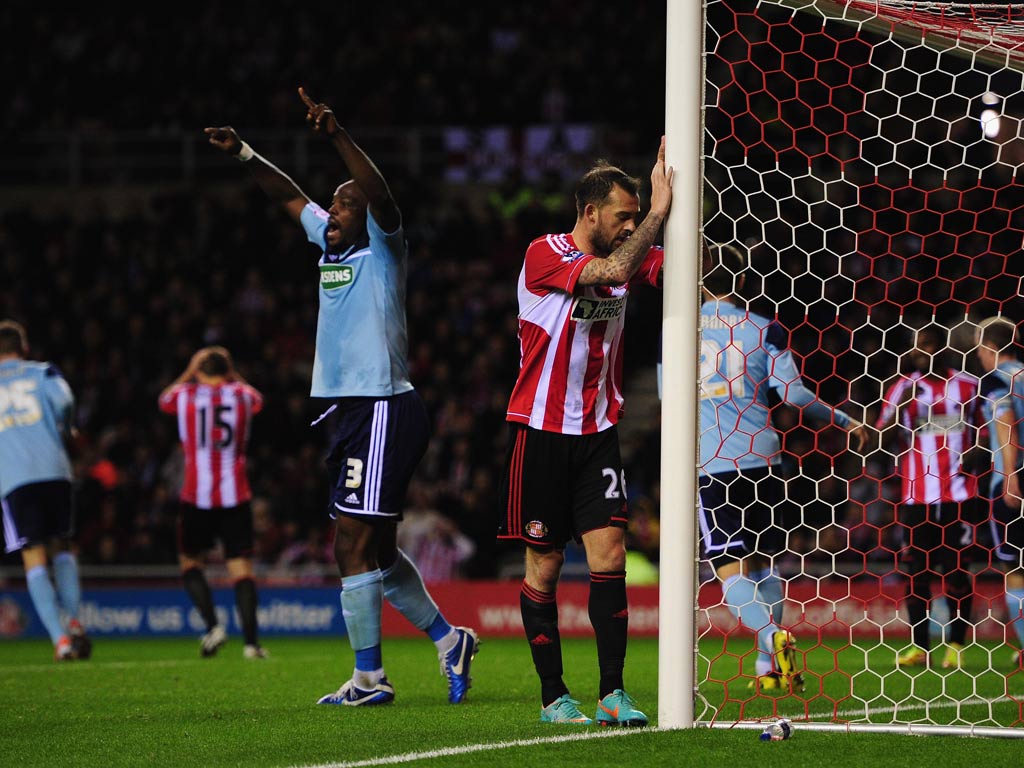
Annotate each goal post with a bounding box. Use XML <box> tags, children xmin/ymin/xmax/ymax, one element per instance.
<box><xmin>664</xmin><ymin>0</ymin><xmax>1024</xmax><ymax>737</ymax></box>
<box><xmin>659</xmin><ymin>0</ymin><xmax>706</xmax><ymax>730</ymax></box>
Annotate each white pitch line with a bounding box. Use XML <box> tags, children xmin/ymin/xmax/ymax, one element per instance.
<box><xmin>0</xmin><ymin>658</ymin><xmax>201</xmax><ymax>674</ymax></box>
<box><xmin>297</xmin><ymin>696</ymin><xmax>1020</xmax><ymax>768</ymax></box>
<box><xmin>0</xmin><ymin>652</ymin><xmax>335</xmax><ymax>675</ymax></box>
<box><xmin>835</xmin><ymin>694</ymin><xmax>1013</xmax><ymax>719</ymax></box>
<box><xmin>288</xmin><ymin>728</ymin><xmax>655</xmax><ymax>768</ymax></box>
<box><xmin>703</xmin><ymin>694</ymin><xmax>1016</xmax><ymax>726</ymax></box>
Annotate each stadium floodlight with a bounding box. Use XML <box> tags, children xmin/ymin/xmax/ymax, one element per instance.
<box><xmin>663</xmin><ymin>0</ymin><xmax>1024</xmax><ymax>738</ymax></box>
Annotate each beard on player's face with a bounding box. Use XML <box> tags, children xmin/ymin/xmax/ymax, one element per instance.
<box><xmin>591</xmin><ymin>224</ymin><xmax>632</xmax><ymax>258</ymax></box>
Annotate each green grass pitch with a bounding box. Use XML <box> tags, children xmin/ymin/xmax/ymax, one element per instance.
<box><xmin>2</xmin><ymin>635</ymin><xmax>1022</xmax><ymax>767</ymax></box>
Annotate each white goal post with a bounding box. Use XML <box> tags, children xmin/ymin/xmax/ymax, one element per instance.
<box><xmin>662</xmin><ymin>0</ymin><xmax>1024</xmax><ymax>737</ymax></box>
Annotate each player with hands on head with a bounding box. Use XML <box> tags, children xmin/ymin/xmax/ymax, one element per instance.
<box><xmin>159</xmin><ymin>346</ymin><xmax>267</xmax><ymax>659</ymax></box>
<box><xmin>498</xmin><ymin>139</ymin><xmax>671</xmax><ymax>726</ymax></box>
<box><xmin>206</xmin><ymin>88</ymin><xmax>478</xmax><ymax>706</ymax></box>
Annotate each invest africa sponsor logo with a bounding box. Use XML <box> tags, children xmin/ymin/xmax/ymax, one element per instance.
<box><xmin>571</xmin><ymin>295</ymin><xmax>626</xmax><ymax>322</ymax></box>
<box><xmin>320</xmin><ymin>264</ymin><xmax>354</xmax><ymax>290</ymax></box>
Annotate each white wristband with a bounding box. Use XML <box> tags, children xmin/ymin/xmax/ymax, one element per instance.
<box><xmin>236</xmin><ymin>142</ymin><xmax>254</xmax><ymax>162</ymax></box>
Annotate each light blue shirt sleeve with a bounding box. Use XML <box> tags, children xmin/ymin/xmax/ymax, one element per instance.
<box><xmin>767</xmin><ymin>343</ymin><xmax>851</xmax><ymax>428</ymax></box>
<box><xmin>366</xmin><ymin>208</ymin><xmax>404</xmax><ymax>260</ymax></box>
<box><xmin>0</xmin><ymin>362</ymin><xmax>74</xmax><ymax>493</ymax></box>
<box><xmin>40</xmin><ymin>366</ymin><xmax>75</xmax><ymax>432</ymax></box>
<box><xmin>300</xmin><ymin>202</ymin><xmax>329</xmax><ymax>250</ymax></box>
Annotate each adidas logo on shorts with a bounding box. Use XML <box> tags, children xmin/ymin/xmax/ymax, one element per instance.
<box><xmin>345</xmin><ymin>493</ymin><xmax>360</xmax><ymax>504</ymax></box>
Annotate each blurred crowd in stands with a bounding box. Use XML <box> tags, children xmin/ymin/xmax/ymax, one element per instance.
<box><xmin>4</xmin><ymin>0</ymin><xmax>1024</xmax><ymax>583</ymax></box>
<box><xmin>1</xmin><ymin>2</ymin><xmax>665</xmax><ymax>137</ymax></box>
<box><xmin>1</xmin><ymin>0</ymin><xmax>669</xmax><ymax>581</ymax></box>
<box><xmin>0</xmin><ymin>170</ymin><xmax>665</xmax><ymax>580</ymax></box>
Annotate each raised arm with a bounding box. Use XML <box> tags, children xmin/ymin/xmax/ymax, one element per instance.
<box><xmin>204</xmin><ymin>126</ymin><xmax>311</xmax><ymax>225</ymax></box>
<box><xmin>578</xmin><ymin>137</ymin><xmax>674</xmax><ymax>286</ymax></box>
<box><xmin>298</xmin><ymin>87</ymin><xmax>401</xmax><ymax>233</ymax></box>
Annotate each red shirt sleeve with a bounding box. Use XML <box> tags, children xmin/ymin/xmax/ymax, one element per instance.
<box><xmin>244</xmin><ymin>385</ymin><xmax>264</xmax><ymax>415</ymax></box>
<box><xmin>629</xmin><ymin>246</ymin><xmax>664</xmax><ymax>289</ymax></box>
<box><xmin>875</xmin><ymin>378</ymin><xmax>907</xmax><ymax>429</ymax></box>
<box><xmin>523</xmin><ymin>237</ymin><xmax>595</xmax><ymax>295</ymax></box>
<box><xmin>158</xmin><ymin>384</ymin><xmax>185</xmax><ymax>414</ymax></box>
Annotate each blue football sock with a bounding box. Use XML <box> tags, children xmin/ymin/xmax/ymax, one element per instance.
<box><xmin>723</xmin><ymin>573</ymin><xmax>777</xmax><ymax>663</ymax></box>
<box><xmin>52</xmin><ymin>551</ymin><xmax>81</xmax><ymax>619</ymax></box>
<box><xmin>425</xmin><ymin>614</ymin><xmax>454</xmax><ymax>651</ymax></box>
<box><xmin>26</xmin><ymin>565</ymin><xmax>64</xmax><ymax>645</ymax></box>
<box><xmin>749</xmin><ymin>566</ymin><xmax>784</xmax><ymax>626</ymax></box>
<box><xmin>382</xmin><ymin>548</ymin><xmax>451</xmax><ymax>642</ymax></box>
<box><xmin>341</xmin><ymin>570</ymin><xmax>383</xmax><ymax>671</ymax></box>
<box><xmin>1006</xmin><ymin>588</ymin><xmax>1024</xmax><ymax>649</ymax></box>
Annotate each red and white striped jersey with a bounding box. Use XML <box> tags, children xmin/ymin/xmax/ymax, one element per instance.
<box><xmin>506</xmin><ymin>233</ymin><xmax>663</xmax><ymax>435</ymax></box>
<box><xmin>158</xmin><ymin>382</ymin><xmax>263</xmax><ymax>509</ymax></box>
<box><xmin>876</xmin><ymin>370</ymin><xmax>981</xmax><ymax>504</ymax></box>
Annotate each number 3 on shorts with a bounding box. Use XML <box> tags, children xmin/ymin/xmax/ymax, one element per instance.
<box><xmin>345</xmin><ymin>458</ymin><xmax>364</xmax><ymax>489</ymax></box>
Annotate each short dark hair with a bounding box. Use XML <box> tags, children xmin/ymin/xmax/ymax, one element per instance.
<box><xmin>978</xmin><ymin>316</ymin><xmax>1018</xmax><ymax>353</ymax></box>
<box><xmin>199</xmin><ymin>349</ymin><xmax>231</xmax><ymax>377</ymax></box>
<box><xmin>702</xmin><ymin>243</ymin><xmax>746</xmax><ymax>296</ymax></box>
<box><xmin>0</xmin><ymin>320</ymin><xmax>28</xmax><ymax>356</ymax></box>
<box><xmin>575</xmin><ymin>162</ymin><xmax>641</xmax><ymax>218</ymax></box>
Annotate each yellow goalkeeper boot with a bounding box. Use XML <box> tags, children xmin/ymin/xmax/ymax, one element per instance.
<box><xmin>771</xmin><ymin>630</ymin><xmax>806</xmax><ymax>693</ymax></box>
<box><xmin>941</xmin><ymin>642</ymin><xmax>963</xmax><ymax>669</ymax></box>
<box><xmin>897</xmin><ymin>646</ymin><xmax>928</xmax><ymax>667</ymax></box>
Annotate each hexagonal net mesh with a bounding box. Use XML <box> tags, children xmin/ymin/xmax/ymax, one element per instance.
<box><xmin>698</xmin><ymin>0</ymin><xmax>1024</xmax><ymax>735</ymax></box>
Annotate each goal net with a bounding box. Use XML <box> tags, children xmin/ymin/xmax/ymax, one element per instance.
<box><xmin>697</xmin><ymin>0</ymin><xmax>1024</xmax><ymax>736</ymax></box>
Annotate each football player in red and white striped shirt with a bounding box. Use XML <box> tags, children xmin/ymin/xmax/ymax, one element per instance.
<box><xmin>876</xmin><ymin>324</ymin><xmax>984</xmax><ymax>669</ymax></box>
<box><xmin>499</xmin><ymin>139</ymin><xmax>672</xmax><ymax>726</ymax></box>
<box><xmin>158</xmin><ymin>347</ymin><xmax>267</xmax><ymax>659</ymax></box>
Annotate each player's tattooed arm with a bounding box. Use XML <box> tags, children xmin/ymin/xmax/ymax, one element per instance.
<box><xmin>204</xmin><ymin>126</ymin><xmax>310</xmax><ymax>224</ymax></box>
<box><xmin>578</xmin><ymin>213</ymin><xmax>666</xmax><ymax>286</ymax></box>
<box><xmin>579</xmin><ymin>136</ymin><xmax>673</xmax><ymax>286</ymax></box>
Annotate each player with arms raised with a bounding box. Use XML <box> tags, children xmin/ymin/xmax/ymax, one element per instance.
<box><xmin>206</xmin><ymin>88</ymin><xmax>477</xmax><ymax>706</ymax></box>
<box><xmin>159</xmin><ymin>346</ymin><xmax>266</xmax><ymax>659</ymax></box>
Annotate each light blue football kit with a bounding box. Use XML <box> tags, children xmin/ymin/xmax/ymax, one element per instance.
<box><xmin>696</xmin><ymin>298</ymin><xmax>851</xmax><ymax>683</ymax></box>
<box><xmin>0</xmin><ymin>359</ymin><xmax>74</xmax><ymax>497</ymax></box>
<box><xmin>980</xmin><ymin>359</ymin><xmax>1024</xmax><ymax>652</ymax></box>
<box><xmin>0</xmin><ymin>358</ymin><xmax>83</xmax><ymax>647</ymax></box>
<box><xmin>699</xmin><ymin>299</ymin><xmax>851</xmax><ymax>477</ymax></box>
<box><xmin>981</xmin><ymin>360</ymin><xmax>1024</xmax><ymax>493</ymax></box>
<box><xmin>300</xmin><ymin>202</ymin><xmax>413</xmax><ymax>398</ymax></box>
<box><xmin>299</xmin><ymin>201</ymin><xmax>471</xmax><ymax>703</ymax></box>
